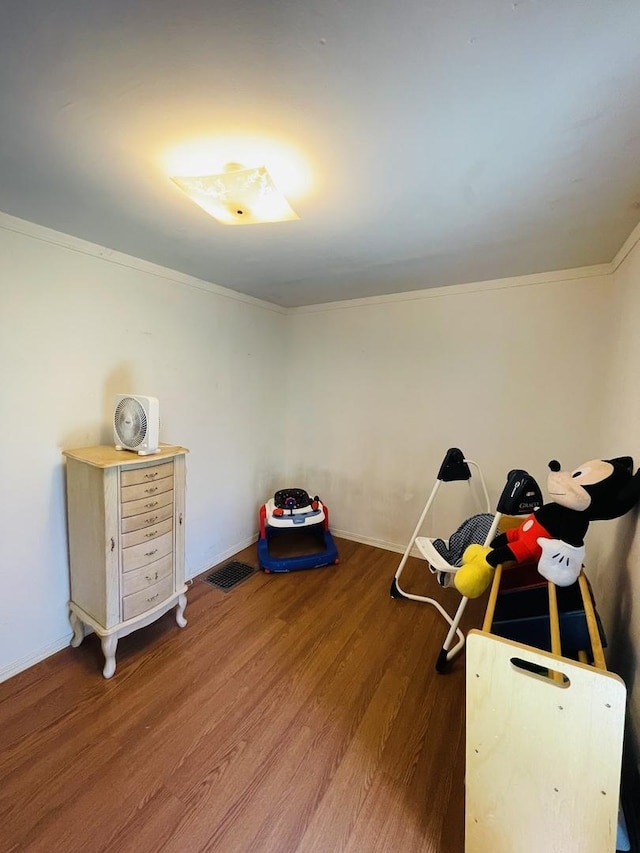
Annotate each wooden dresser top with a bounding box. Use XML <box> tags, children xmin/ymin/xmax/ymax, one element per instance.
<box><xmin>63</xmin><ymin>445</ymin><xmax>188</xmax><ymax>468</ymax></box>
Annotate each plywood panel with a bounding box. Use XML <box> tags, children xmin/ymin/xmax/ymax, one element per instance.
<box><xmin>465</xmin><ymin>631</ymin><xmax>626</xmax><ymax>853</ymax></box>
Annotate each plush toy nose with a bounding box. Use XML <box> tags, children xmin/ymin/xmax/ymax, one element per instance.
<box><xmin>548</xmin><ymin>460</ymin><xmax>561</xmax><ymax>472</ymax></box>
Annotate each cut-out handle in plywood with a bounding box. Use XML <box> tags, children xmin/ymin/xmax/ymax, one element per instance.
<box><xmin>510</xmin><ymin>656</ymin><xmax>571</xmax><ymax>687</ymax></box>
<box><xmin>466</xmin><ymin>631</ymin><xmax>626</xmax><ymax>853</ymax></box>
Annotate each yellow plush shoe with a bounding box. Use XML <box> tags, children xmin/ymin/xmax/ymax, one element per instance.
<box><xmin>454</xmin><ymin>545</ymin><xmax>495</xmax><ymax>599</ymax></box>
<box><xmin>462</xmin><ymin>544</ymin><xmax>491</xmax><ymax>564</ymax></box>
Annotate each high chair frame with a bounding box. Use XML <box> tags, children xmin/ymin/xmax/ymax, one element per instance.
<box><xmin>390</xmin><ymin>448</ymin><xmax>542</xmax><ymax>672</ymax></box>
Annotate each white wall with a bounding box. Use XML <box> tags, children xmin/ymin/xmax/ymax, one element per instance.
<box><xmin>283</xmin><ymin>251</ymin><xmax>640</xmax><ymax>765</ymax></box>
<box><xmin>284</xmin><ymin>271</ymin><xmax>614</xmax><ymax>551</ymax></box>
<box><xmin>2</xmin><ymin>207</ymin><xmax>632</xmax><ymax>694</ymax></box>
<box><xmin>587</xmin><ymin>226</ymin><xmax>640</xmax><ymax>763</ymax></box>
<box><xmin>0</xmin><ymin>214</ymin><xmax>287</xmax><ymax>680</ymax></box>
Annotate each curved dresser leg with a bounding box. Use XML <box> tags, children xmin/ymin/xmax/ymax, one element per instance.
<box><xmin>69</xmin><ymin>610</ymin><xmax>85</xmax><ymax>648</ymax></box>
<box><xmin>101</xmin><ymin>634</ymin><xmax>118</xmax><ymax>679</ymax></box>
<box><xmin>176</xmin><ymin>593</ymin><xmax>188</xmax><ymax>628</ymax></box>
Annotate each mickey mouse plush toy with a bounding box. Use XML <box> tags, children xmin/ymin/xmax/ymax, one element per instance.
<box><xmin>455</xmin><ymin>456</ymin><xmax>640</xmax><ymax>599</ymax></box>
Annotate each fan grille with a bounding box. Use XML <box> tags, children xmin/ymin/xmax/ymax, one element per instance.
<box><xmin>114</xmin><ymin>397</ymin><xmax>148</xmax><ymax>448</ymax></box>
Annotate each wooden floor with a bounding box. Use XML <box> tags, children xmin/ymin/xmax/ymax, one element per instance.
<box><xmin>0</xmin><ymin>539</ymin><xmax>486</xmax><ymax>853</ymax></box>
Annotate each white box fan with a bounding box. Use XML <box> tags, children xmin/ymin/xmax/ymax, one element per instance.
<box><xmin>113</xmin><ymin>394</ymin><xmax>160</xmax><ymax>456</ymax></box>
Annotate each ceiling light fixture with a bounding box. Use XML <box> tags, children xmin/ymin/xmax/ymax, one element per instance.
<box><xmin>171</xmin><ymin>162</ymin><xmax>299</xmax><ymax>225</ymax></box>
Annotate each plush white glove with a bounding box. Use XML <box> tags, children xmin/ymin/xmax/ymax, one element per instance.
<box><xmin>537</xmin><ymin>538</ymin><xmax>585</xmax><ymax>586</ymax></box>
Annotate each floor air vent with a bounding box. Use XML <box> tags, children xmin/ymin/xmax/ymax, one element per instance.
<box><xmin>203</xmin><ymin>561</ymin><xmax>257</xmax><ymax>592</ymax></box>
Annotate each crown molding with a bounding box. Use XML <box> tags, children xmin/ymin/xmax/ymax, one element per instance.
<box><xmin>0</xmin><ymin>210</ymin><xmax>287</xmax><ymax>315</ymax></box>
<box><xmin>612</xmin><ymin>220</ymin><xmax>640</xmax><ymax>273</ymax></box>
<box><xmin>289</xmin><ymin>263</ymin><xmax>613</xmax><ymax>315</ymax></box>
<box><xmin>5</xmin><ymin>207</ymin><xmax>634</xmax><ymax>315</ymax></box>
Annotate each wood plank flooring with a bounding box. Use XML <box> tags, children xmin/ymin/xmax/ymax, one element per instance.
<box><xmin>0</xmin><ymin>540</ymin><xmax>486</xmax><ymax>852</ymax></box>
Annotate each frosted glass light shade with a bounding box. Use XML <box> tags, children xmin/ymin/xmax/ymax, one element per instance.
<box><xmin>171</xmin><ymin>164</ymin><xmax>299</xmax><ymax>225</ymax></box>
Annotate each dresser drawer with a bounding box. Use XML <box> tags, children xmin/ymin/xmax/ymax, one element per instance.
<box><xmin>121</xmin><ymin>476</ymin><xmax>174</xmax><ymax>504</ymax></box>
<box><xmin>120</xmin><ymin>489</ymin><xmax>173</xmax><ymax>519</ymax></box>
<box><xmin>122</xmin><ymin>575</ymin><xmax>174</xmax><ymax>621</ymax></box>
<box><xmin>121</xmin><ymin>503</ymin><xmax>173</xmax><ymax>534</ymax></box>
<box><xmin>121</xmin><ymin>530</ymin><xmax>173</xmax><ymax>573</ymax></box>
<box><xmin>121</xmin><ymin>461</ymin><xmax>174</xmax><ymax>488</ymax></box>
<box><xmin>121</xmin><ymin>517</ymin><xmax>173</xmax><ymax>549</ymax></box>
<box><xmin>121</xmin><ymin>553</ymin><xmax>173</xmax><ymax>597</ymax></box>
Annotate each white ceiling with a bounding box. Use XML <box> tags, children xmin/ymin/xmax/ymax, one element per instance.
<box><xmin>1</xmin><ymin>0</ymin><xmax>639</xmax><ymax>307</ymax></box>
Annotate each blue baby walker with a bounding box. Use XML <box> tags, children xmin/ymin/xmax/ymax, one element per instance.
<box><xmin>258</xmin><ymin>487</ymin><xmax>339</xmax><ymax>572</ymax></box>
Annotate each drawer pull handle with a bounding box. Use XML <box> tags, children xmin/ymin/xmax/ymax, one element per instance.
<box><xmin>145</xmin><ymin>530</ymin><xmax>158</xmax><ymax>538</ymax></box>
<box><xmin>144</xmin><ymin>502</ymin><xmax>158</xmax><ymax>508</ymax></box>
<box><xmin>145</xmin><ymin>572</ymin><xmax>159</xmax><ymax>582</ymax></box>
<box><xmin>145</xmin><ymin>516</ymin><xmax>158</xmax><ymax>524</ymax></box>
<box><xmin>147</xmin><ymin>593</ymin><xmax>159</xmax><ymax>603</ymax></box>
<box><xmin>144</xmin><ymin>549</ymin><xmax>158</xmax><ymax>557</ymax></box>
<box><xmin>110</xmin><ymin>537</ymin><xmax>115</xmax><ymax>552</ymax></box>
<box><xmin>144</xmin><ymin>486</ymin><xmax>158</xmax><ymax>494</ymax></box>
<box><xmin>144</xmin><ymin>472</ymin><xmax>159</xmax><ymax>479</ymax></box>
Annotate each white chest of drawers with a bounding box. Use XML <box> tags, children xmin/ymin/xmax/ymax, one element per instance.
<box><xmin>63</xmin><ymin>445</ymin><xmax>189</xmax><ymax>678</ymax></box>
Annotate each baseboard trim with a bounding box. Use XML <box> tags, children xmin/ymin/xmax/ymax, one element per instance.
<box><xmin>330</xmin><ymin>528</ymin><xmax>423</xmax><ymax>559</ymax></box>
<box><xmin>1</xmin><ymin>536</ymin><xmax>261</xmax><ymax>683</ymax></box>
<box><xmin>187</xmin><ymin>533</ymin><xmax>260</xmax><ymax>580</ymax></box>
<box><xmin>0</xmin><ymin>633</ymin><xmax>73</xmax><ymax>684</ymax></box>
<box><xmin>187</xmin><ymin>530</ymin><xmax>421</xmax><ymax>582</ymax></box>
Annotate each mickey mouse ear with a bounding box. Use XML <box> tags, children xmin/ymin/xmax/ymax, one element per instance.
<box><xmin>605</xmin><ymin>456</ymin><xmax>634</xmax><ymax>471</ymax></box>
<box><xmin>614</xmin><ymin>469</ymin><xmax>640</xmax><ymax>517</ymax></box>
